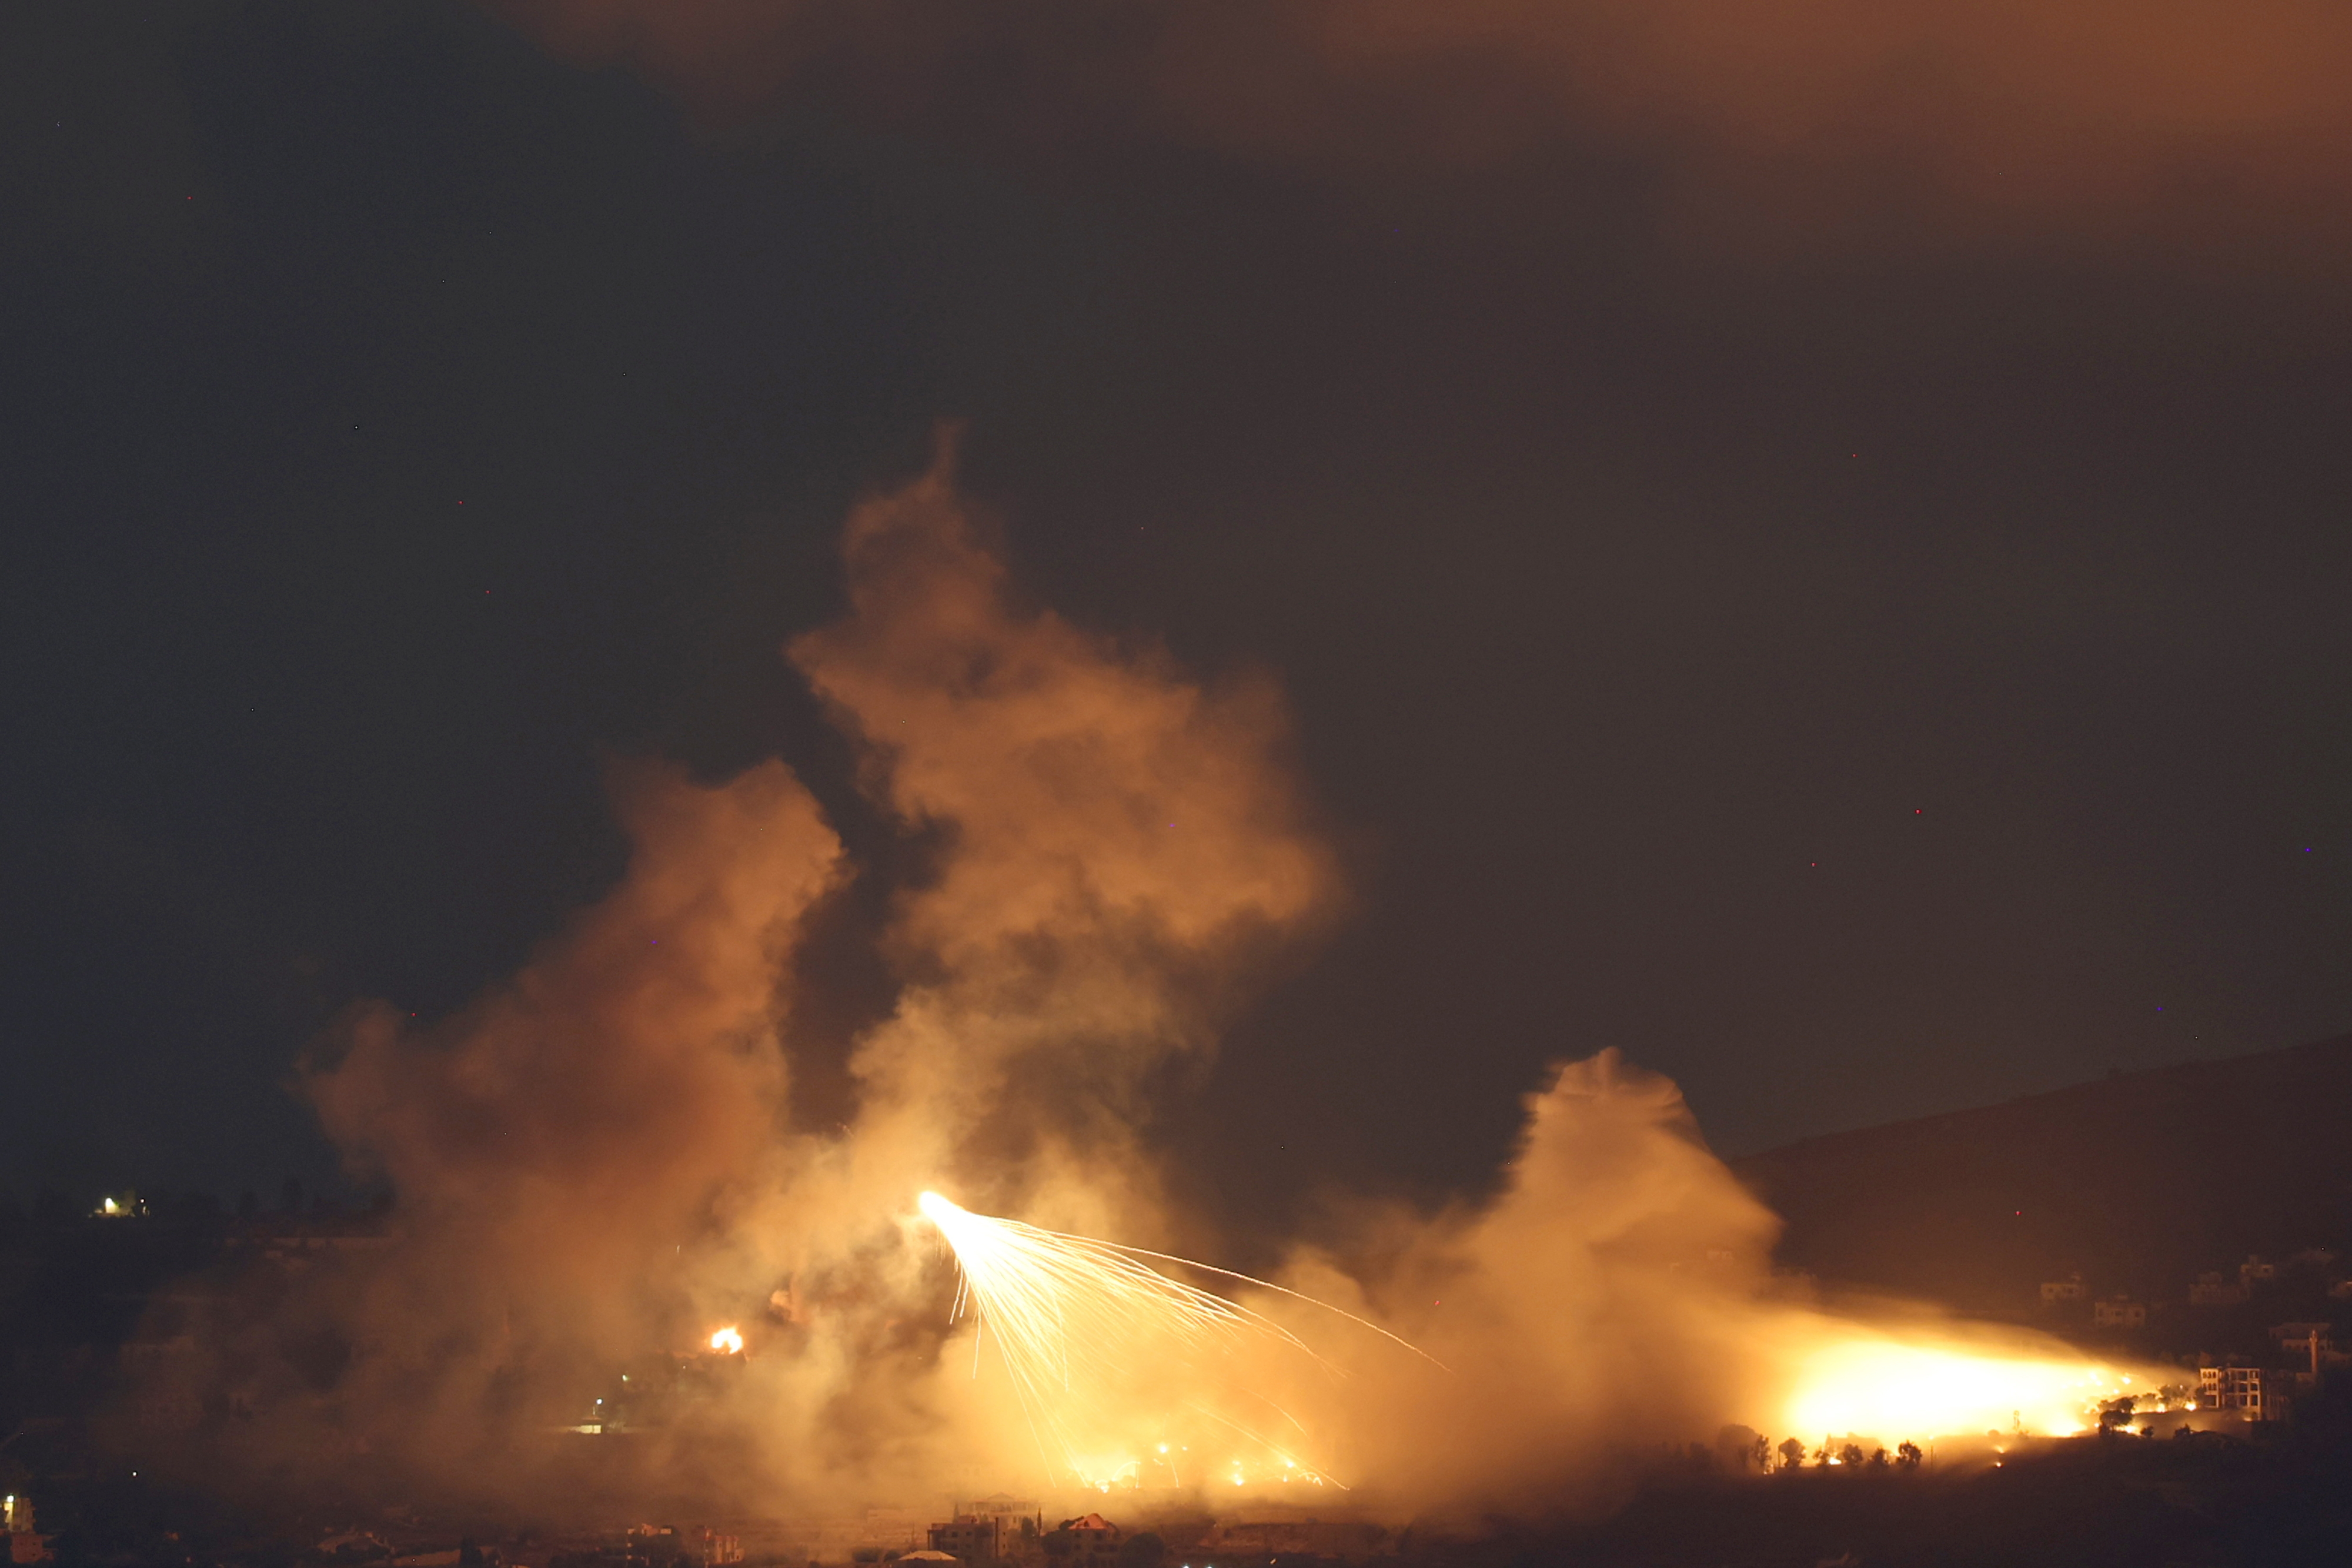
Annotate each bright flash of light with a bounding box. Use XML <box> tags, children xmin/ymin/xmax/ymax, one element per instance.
<box><xmin>917</xmin><ymin>1189</ymin><xmax>1317</xmax><ymax>1377</ymax></box>
<box><xmin>915</xmin><ymin>1191</ymin><xmax>1428</xmax><ymax>1486</ymax></box>
<box><xmin>709</xmin><ymin>1326</ymin><xmax>744</xmax><ymax>1355</ymax></box>
<box><xmin>1785</xmin><ymin>1336</ymin><xmax>2143</xmax><ymax>1440</ymax></box>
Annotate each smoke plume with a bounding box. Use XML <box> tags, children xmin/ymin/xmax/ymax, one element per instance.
<box><xmin>789</xmin><ymin>437</ymin><xmax>1335</xmax><ymax>1240</ymax></box>
<box><xmin>292</xmin><ymin>757</ymin><xmax>843</xmax><ymax>1496</ymax></box>
<box><xmin>165</xmin><ymin>447</ymin><xmax>2144</xmax><ymax>1522</ymax></box>
<box><xmin>202</xmin><ymin>441</ymin><xmax>1335</xmax><ymax>1510</ymax></box>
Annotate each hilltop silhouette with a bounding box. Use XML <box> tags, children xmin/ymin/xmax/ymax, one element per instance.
<box><xmin>1736</xmin><ymin>1034</ymin><xmax>2352</xmax><ymax>1313</ymax></box>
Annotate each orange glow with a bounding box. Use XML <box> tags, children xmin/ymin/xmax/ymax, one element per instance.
<box><xmin>1782</xmin><ymin>1333</ymin><xmax>2144</xmax><ymax>1440</ymax></box>
<box><xmin>917</xmin><ymin>1191</ymin><xmax>1398</xmax><ymax>1487</ymax></box>
<box><xmin>709</xmin><ymin>1326</ymin><xmax>743</xmax><ymax>1355</ymax></box>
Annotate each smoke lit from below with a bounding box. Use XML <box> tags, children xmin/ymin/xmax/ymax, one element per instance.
<box><xmin>914</xmin><ymin>1147</ymin><xmax>2153</xmax><ymax>1510</ymax></box>
<box><xmin>166</xmin><ymin>446</ymin><xmax>2157</xmax><ymax>1520</ymax></box>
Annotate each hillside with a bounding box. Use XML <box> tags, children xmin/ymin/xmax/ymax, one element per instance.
<box><xmin>1733</xmin><ymin>1033</ymin><xmax>2352</xmax><ymax>1315</ymax></box>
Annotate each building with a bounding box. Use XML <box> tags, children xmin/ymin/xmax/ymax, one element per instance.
<box><xmin>2267</xmin><ymin>1322</ymin><xmax>2348</xmax><ymax>1382</ymax></box>
<box><xmin>2189</xmin><ymin>1271</ymin><xmax>2249</xmax><ymax>1306</ymax></box>
<box><xmin>2039</xmin><ymin>1274</ymin><xmax>2086</xmax><ymax>1305</ymax></box>
<box><xmin>927</xmin><ymin>1518</ymin><xmax>1002</xmax><ymax>1561</ymax></box>
<box><xmin>954</xmin><ymin>1497</ymin><xmax>1040</xmax><ymax>1534</ymax></box>
<box><xmin>2198</xmin><ymin>1365</ymin><xmax>2287</xmax><ymax>1420</ymax></box>
<box><xmin>2267</xmin><ymin>1321</ymin><xmax>2334</xmax><ymax>1350</ymax></box>
<box><xmin>2240</xmin><ymin>1255</ymin><xmax>2278</xmax><ymax>1288</ymax></box>
<box><xmin>1051</xmin><ymin>1514</ymin><xmax>1121</xmax><ymax>1568</ymax></box>
<box><xmin>2092</xmin><ymin>1297</ymin><xmax>2146</xmax><ymax>1328</ymax></box>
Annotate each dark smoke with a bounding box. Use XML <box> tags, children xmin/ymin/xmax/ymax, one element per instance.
<box><xmin>477</xmin><ymin>0</ymin><xmax>2352</xmax><ymax>252</ymax></box>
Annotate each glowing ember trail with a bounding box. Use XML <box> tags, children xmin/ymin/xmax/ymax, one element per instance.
<box><xmin>916</xmin><ymin>1191</ymin><xmax>1429</xmax><ymax>1488</ymax></box>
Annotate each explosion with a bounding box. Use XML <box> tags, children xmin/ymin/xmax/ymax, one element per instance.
<box><xmin>191</xmin><ymin>445</ymin><xmax>2163</xmax><ymax>1519</ymax></box>
<box><xmin>916</xmin><ymin>1191</ymin><xmax>1439</xmax><ymax>1490</ymax></box>
<box><xmin>916</xmin><ymin>1159</ymin><xmax>2151</xmax><ymax>1505</ymax></box>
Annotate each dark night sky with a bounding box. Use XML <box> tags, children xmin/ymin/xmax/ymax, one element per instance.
<box><xmin>4</xmin><ymin>3</ymin><xmax>2350</xmax><ymax>1236</ymax></box>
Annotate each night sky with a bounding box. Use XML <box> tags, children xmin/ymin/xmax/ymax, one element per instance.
<box><xmin>5</xmin><ymin>3</ymin><xmax>2350</xmax><ymax>1238</ymax></box>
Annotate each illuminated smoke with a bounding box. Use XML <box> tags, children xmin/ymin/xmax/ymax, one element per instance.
<box><xmin>786</xmin><ymin>432</ymin><xmax>1335</xmax><ymax>1241</ymax></box>
<box><xmin>284</xmin><ymin>757</ymin><xmax>841</xmax><ymax>1496</ymax></box>
<box><xmin>905</xmin><ymin>1055</ymin><xmax>2154</xmax><ymax>1513</ymax></box>
<box><xmin>914</xmin><ymin>1189</ymin><xmax>1442</xmax><ymax>1489</ymax></box>
<box><xmin>917</xmin><ymin>1189</ymin><xmax>1326</xmax><ymax>1486</ymax></box>
<box><xmin>164</xmin><ymin>448</ymin><xmax>2152</xmax><ymax>1518</ymax></box>
<box><xmin>198</xmin><ymin>442</ymin><xmax>1336</xmax><ymax>1509</ymax></box>
<box><xmin>1247</xmin><ymin>1051</ymin><xmax>2157</xmax><ymax>1514</ymax></box>
<box><xmin>477</xmin><ymin>0</ymin><xmax>2352</xmax><ymax>242</ymax></box>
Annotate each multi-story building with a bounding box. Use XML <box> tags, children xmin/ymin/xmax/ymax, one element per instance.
<box><xmin>2092</xmin><ymin>1297</ymin><xmax>2146</xmax><ymax>1328</ymax></box>
<box><xmin>2200</xmin><ymin>1365</ymin><xmax>2273</xmax><ymax>1419</ymax></box>
<box><xmin>1053</xmin><ymin>1514</ymin><xmax>1122</xmax><ymax>1568</ymax></box>
<box><xmin>927</xmin><ymin>1518</ymin><xmax>1003</xmax><ymax>1561</ymax></box>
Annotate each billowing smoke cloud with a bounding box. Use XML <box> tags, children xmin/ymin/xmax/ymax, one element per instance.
<box><xmin>154</xmin><ymin>448</ymin><xmax>2142</xmax><ymax>1521</ymax></box>
<box><xmin>1224</xmin><ymin>1051</ymin><xmax>2143</xmax><ymax>1517</ymax></box>
<box><xmin>1309</xmin><ymin>1051</ymin><xmax>1787</xmax><ymax>1511</ymax></box>
<box><xmin>480</xmin><ymin>0</ymin><xmax>2352</xmax><ymax>245</ymax></box>
<box><xmin>789</xmin><ymin>435</ymin><xmax>1335</xmax><ymax>1241</ymax></box>
<box><xmin>177</xmin><ymin>442</ymin><xmax>1336</xmax><ymax>1510</ymax></box>
<box><xmin>286</xmin><ymin>758</ymin><xmax>843</xmax><ymax>1497</ymax></box>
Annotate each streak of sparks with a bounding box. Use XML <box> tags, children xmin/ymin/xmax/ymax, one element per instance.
<box><xmin>916</xmin><ymin>1190</ymin><xmax>1434</xmax><ymax>1486</ymax></box>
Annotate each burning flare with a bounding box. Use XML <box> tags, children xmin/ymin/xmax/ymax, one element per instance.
<box><xmin>709</xmin><ymin>1326</ymin><xmax>744</xmax><ymax>1355</ymax></box>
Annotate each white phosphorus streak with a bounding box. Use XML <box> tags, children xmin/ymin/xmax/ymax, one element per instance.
<box><xmin>916</xmin><ymin>1190</ymin><xmax>1436</xmax><ymax>1484</ymax></box>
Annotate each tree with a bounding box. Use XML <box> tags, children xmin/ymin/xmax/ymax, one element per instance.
<box><xmin>1715</xmin><ymin>1424</ymin><xmax>1765</xmax><ymax>1472</ymax></box>
<box><xmin>1895</xmin><ymin>1442</ymin><xmax>1923</xmax><ymax>1469</ymax></box>
<box><xmin>1867</xmin><ymin>1447</ymin><xmax>1890</xmax><ymax>1469</ymax></box>
<box><xmin>1118</xmin><ymin>1533</ymin><xmax>1165</xmax><ymax>1568</ymax></box>
<box><xmin>1838</xmin><ymin>1443</ymin><xmax>1865</xmax><ymax>1469</ymax></box>
<box><xmin>1777</xmin><ymin>1437</ymin><xmax>1808</xmax><ymax>1472</ymax></box>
